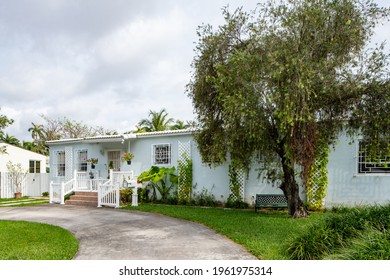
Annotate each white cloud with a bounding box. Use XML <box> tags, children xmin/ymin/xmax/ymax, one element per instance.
<box><xmin>1</xmin><ymin>0</ymin><xmax>389</xmax><ymax>142</ymax></box>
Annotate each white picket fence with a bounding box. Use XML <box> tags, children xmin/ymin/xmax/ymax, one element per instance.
<box><xmin>0</xmin><ymin>172</ymin><xmax>50</xmax><ymax>198</ymax></box>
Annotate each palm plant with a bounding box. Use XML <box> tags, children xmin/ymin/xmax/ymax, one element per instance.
<box><xmin>136</xmin><ymin>109</ymin><xmax>174</xmax><ymax>132</ymax></box>
<box><xmin>1</xmin><ymin>134</ymin><xmax>20</xmax><ymax>146</ymax></box>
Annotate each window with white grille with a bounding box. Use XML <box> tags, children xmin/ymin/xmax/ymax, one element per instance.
<box><xmin>55</xmin><ymin>151</ymin><xmax>65</xmax><ymax>177</ymax></box>
<box><xmin>76</xmin><ymin>150</ymin><xmax>88</xmax><ymax>172</ymax></box>
<box><xmin>152</xmin><ymin>144</ymin><xmax>171</xmax><ymax>165</ymax></box>
<box><xmin>358</xmin><ymin>141</ymin><xmax>390</xmax><ymax>174</ymax></box>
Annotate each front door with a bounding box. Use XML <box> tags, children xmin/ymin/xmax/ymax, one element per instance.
<box><xmin>107</xmin><ymin>151</ymin><xmax>121</xmax><ymax>172</ymax></box>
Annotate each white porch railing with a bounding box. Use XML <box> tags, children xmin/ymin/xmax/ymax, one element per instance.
<box><xmin>49</xmin><ymin>170</ymin><xmax>136</xmax><ymax>208</ymax></box>
<box><xmin>49</xmin><ymin>176</ymin><xmax>75</xmax><ymax>205</ymax></box>
<box><xmin>110</xmin><ymin>170</ymin><xmax>135</xmax><ymax>187</ymax></box>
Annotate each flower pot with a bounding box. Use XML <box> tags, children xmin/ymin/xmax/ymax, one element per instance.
<box><xmin>91</xmin><ymin>164</ymin><xmax>95</xmax><ymax>169</ymax></box>
<box><xmin>127</xmin><ymin>160</ymin><xmax>131</xmax><ymax>165</ymax></box>
<box><xmin>14</xmin><ymin>192</ymin><xmax>22</xmax><ymax>199</ymax></box>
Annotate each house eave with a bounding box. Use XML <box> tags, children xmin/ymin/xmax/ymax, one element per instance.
<box><xmin>45</xmin><ymin>129</ymin><xmax>194</xmax><ymax>145</ymax></box>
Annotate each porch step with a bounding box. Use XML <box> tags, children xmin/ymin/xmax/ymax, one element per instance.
<box><xmin>65</xmin><ymin>191</ymin><xmax>98</xmax><ymax>207</ymax></box>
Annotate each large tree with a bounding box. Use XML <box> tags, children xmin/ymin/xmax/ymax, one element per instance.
<box><xmin>187</xmin><ymin>0</ymin><xmax>390</xmax><ymax>217</ymax></box>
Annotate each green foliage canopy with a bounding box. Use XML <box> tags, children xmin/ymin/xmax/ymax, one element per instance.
<box><xmin>187</xmin><ymin>0</ymin><xmax>390</xmax><ymax>217</ymax></box>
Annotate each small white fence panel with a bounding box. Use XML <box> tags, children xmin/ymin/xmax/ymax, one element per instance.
<box><xmin>98</xmin><ymin>184</ymin><xmax>119</xmax><ymax>208</ymax></box>
<box><xmin>49</xmin><ymin>182</ymin><xmax>62</xmax><ymax>204</ymax></box>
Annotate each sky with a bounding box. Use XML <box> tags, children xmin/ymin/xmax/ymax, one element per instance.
<box><xmin>1</xmin><ymin>0</ymin><xmax>389</xmax><ymax>142</ymax></box>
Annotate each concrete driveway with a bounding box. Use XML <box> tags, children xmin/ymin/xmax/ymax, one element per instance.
<box><xmin>0</xmin><ymin>204</ymin><xmax>256</xmax><ymax>260</ymax></box>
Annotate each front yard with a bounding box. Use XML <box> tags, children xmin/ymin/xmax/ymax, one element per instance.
<box><xmin>122</xmin><ymin>204</ymin><xmax>329</xmax><ymax>259</ymax></box>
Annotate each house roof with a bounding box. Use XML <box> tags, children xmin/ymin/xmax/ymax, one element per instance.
<box><xmin>45</xmin><ymin>129</ymin><xmax>196</xmax><ymax>145</ymax></box>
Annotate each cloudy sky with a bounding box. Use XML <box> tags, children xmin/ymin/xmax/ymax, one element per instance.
<box><xmin>1</xmin><ymin>0</ymin><xmax>389</xmax><ymax>142</ymax></box>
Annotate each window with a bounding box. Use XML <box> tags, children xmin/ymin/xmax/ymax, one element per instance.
<box><xmin>358</xmin><ymin>141</ymin><xmax>390</xmax><ymax>174</ymax></box>
<box><xmin>56</xmin><ymin>151</ymin><xmax>65</xmax><ymax>177</ymax></box>
<box><xmin>152</xmin><ymin>144</ymin><xmax>171</xmax><ymax>165</ymax></box>
<box><xmin>29</xmin><ymin>160</ymin><xmax>41</xmax><ymax>173</ymax></box>
<box><xmin>76</xmin><ymin>150</ymin><xmax>88</xmax><ymax>172</ymax></box>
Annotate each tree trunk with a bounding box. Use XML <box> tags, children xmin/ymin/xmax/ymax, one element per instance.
<box><xmin>280</xmin><ymin>158</ymin><xmax>308</xmax><ymax>218</ymax></box>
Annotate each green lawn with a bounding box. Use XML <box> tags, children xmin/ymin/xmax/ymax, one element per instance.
<box><xmin>122</xmin><ymin>204</ymin><xmax>329</xmax><ymax>259</ymax></box>
<box><xmin>0</xmin><ymin>196</ymin><xmax>49</xmax><ymax>207</ymax></box>
<box><xmin>0</xmin><ymin>220</ymin><xmax>78</xmax><ymax>260</ymax></box>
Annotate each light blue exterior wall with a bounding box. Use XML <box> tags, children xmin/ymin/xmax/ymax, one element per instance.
<box><xmin>47</xmin><ymin>131</ymin><xmax>390</xmax><ymax>207</ymax></box>
<box><xmin>326</xmin><ymin>133</ymin><xmax>390</xmax><ymax>208</ymax></box>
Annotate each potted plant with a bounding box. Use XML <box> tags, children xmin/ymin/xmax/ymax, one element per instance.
<box><xmin>122</xmin><ymin>152</ymin><xmax>134</xmax><ymax>165</ymax></box>
<box><xmin>6</xmin><ymin>161</ymin><xmax>28</xmax><ymax>198</ymax></box>
<box><xmin>87</xmin><ymin>158</ymin><xmax>98</xmax><ymax>169</ymax></box>
<box><xmin>89</xmin><ymin>171</ymin><xmax>95</xmax><ymax>179</ymax></box>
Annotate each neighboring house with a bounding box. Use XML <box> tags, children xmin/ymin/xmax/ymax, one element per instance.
<box><xmin>0</xmin><ymin>142</ymin><xmax>49</xmax><ymax>198</ymax></box>
<box><xmin>46</xmin><ymin>129</ymin><xmax>390</xmax><ymax>208</ymax></box>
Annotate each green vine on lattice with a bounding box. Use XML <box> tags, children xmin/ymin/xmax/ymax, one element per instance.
<box><xmin>228</xmin><ymin>162</ymin><xmax>242</xmax><ymax>202</ymax></box>
<box><xmin>306</xmin><ymin>141</ymin><xmax>329</xmax><ymax>211</ymax></box>
<box><xmin>178</xmin><ymin>154</ymin><xmax>193</xmax><ymax>201</ymax></box>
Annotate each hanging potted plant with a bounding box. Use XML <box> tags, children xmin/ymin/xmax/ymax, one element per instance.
<box><xmin>122</xmin><ymin>152</ymin><xmax>134</xmax><ymax>165</ymax></box>
<box><xmin>87</xmin><ymin>158</ymin><xmax>98</xmax><ymax>169</ymax></box>
<box><xmin>89</xmin><ymin>171</ymin><xmax>95</xmax><ymax>179</ymax></box>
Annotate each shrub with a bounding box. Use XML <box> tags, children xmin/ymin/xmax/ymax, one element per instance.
<box><xmin>225</xmin><ymin>197</ymin><xmax>249</xmax><ymax>209</ymax></box>
<box><xmin>42</xmin><ymin>192</ymin><xmax>49</xmax><ymax>197</ymax></box>
<box><xmin>137</xmin><ymin>187</ymin><xmax>150</xmax><ymax>203</ymax></box>
<box><xmin>120</xmin><ymin>188</ymin><xmax>133</xmax><ymax>204</ymax></box>
<box><xmin>64</xmin><ymin>191</ymin><xmax>74</xmax><ymax>201</ymax></box>
<box><xmin>192</xmin><ymin>188</ymin><xmax>217</xmax><ymax>207</ymax></box>
<box><xmin>327</xmin><ymin>228</ymin><xmax>390</xmax><ymax>260</ymax></box>
<box><xmin>288</xmin><ymin>204</ymin><xmax>390</xmax><ymax>260</ymax></box>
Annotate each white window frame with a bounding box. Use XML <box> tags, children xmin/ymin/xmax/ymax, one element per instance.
<box><xmin>75</xmin><ymin>149</ymin><xmax>88</xmax><ymax>172</ymax></box>
<box><xmin>152</xmin><ymin>144</ymin><xmax>171</xmax><ymax>165</ymax></box>
<box><xmin>357</xmin><ymin>140</ymin><xmax>390</xmax><ymax>176</ymax></box>
<box><xmin>29</xmin><ymin>160</ymin><xmax>41</xmax><ymax>173</ymax></box>
<box><xmin>55</xmin><ymin>151</ymin><xmax>65</xmax><ymax>177</ymax></box>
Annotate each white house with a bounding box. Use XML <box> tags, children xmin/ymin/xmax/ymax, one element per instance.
<box><xmin>0</xmin><ymin>142</ymin><xmax>48</xmax><ymax>198</ymax></box>
<box><xmin>0</xmin><ymin>142</ymin><xmax>47</xmax><ymax>173</ymax></box>
<box><xmin>46</xmin><ymin>129</ymin><xmax>390</xmax><ymax>208</ymax></box>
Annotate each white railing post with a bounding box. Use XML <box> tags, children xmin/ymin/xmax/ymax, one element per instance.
<box><xmin>98</xmin><ymin>185</ymin><xmax>102</xmax><ymax>207</ymax></box>
<box><xmin>110</xmin><ymin>169</ymin><xmax>113</xmax><ymax>184</ymax></box>
<box><xmin>74</xmin><ymin>170</ymin><xmax>78</xmax><ymax>191</ymax></box>
<box><xmin>60</xmin><ymin>182</ymin><xmax>65</xmax><ymax>205</ymax></box>
<box><xmin>115</xmin><ymin>184</ymin><xmax>120</xmax><ymax>208</ymax></box>
<box><xmin>49</xmin><ymin>181</ymin><xmax>53</xmax><ymax>204</ymax></box>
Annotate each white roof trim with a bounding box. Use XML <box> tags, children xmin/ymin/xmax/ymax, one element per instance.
<box><xmin>46</xmin><ymin>129</ymin><xmax>195</xmax><ymax>145</ymax></box>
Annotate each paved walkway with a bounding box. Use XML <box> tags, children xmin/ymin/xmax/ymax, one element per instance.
<box><xmin>0</xmin><ymin>204</ymin><xmax>256</xmax><ymax>260</ymax></box>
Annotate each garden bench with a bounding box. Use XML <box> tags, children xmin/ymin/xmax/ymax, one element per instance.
<box><xmin>254</xmin><ymin>194</ymin><xmax>288</xmax><ymax>212</ymax></box>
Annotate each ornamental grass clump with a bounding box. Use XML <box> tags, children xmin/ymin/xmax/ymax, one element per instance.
<box><xmin>288</xmin><ymin>205</ymin><xmax>390</xmax><ymax>260</ymax></box>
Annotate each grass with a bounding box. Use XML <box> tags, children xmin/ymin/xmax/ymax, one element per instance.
<box><xmin>122</xmin><ymin>204</ymin><xmax>329</xmax><ymax>259</ymax></box>
<box><xmin>0</xmin><ymin>220</ymin><xmax>78</xmax><ymax>260</ymax></box>
<box><xmin>0</xmin><ymin>196</ymin><xmax>49</xmax><ymax>207</ymax></box>
<box><xmin>288</xmin><ymin>204</ymin><xmax>390</xmax><ymax>260</ymax></box>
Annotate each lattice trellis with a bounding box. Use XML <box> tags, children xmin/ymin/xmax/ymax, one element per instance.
<box><xmin>306</xmin><ymin>147</ymin><xmax>328</xmax><ymax>210</ymax></box>
<box><xmin>229</xmin><ymin>166</ymin><xmax>246</xmax><ymax>201</ymax></box>
<box><xmin>65</xmin><ymin>147</ymin><xmax>73</xmax><ymax>182</ymax></box>
<box><xmin>178</xmin><ymin>141</ymin><xmax>192</xmax><ymax>200</ymax></box>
